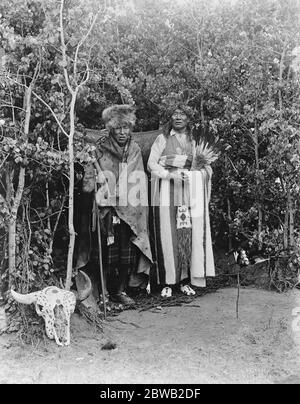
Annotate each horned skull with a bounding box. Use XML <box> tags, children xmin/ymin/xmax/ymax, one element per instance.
<box><xmin>11</xmin><ymin>271</ymin><xmax>92</xmax><ymax>346</ymax></box>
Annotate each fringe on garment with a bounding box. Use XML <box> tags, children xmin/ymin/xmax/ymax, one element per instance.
<box><xmin>177</xmin><ymin>227</ymin><xmax>192</xmax><ymax>280</ymax></box>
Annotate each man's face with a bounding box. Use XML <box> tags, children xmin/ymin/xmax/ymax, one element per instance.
<box><xmin>112</xmin><ymin>125</ymin><xmax>131</xmax><ymax>145</ymax></box>
<box><xmin>171</xmin><ymin>109</ymin><xmax>189</xmax><ymax>131</ymax></box>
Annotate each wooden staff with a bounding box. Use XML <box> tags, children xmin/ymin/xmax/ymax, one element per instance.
<box><xmin>94</xmin><ymin>169</ymin><xmax>107</xmax><ymax>319</ymax></box>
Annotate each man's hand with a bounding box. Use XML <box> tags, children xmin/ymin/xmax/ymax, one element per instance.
<box><xmin>97</xmin><ymin>171</ymin><xmax>107</xmax><ymax>186</ymax></box>
<box><xmin>167</xmin><ymin>172</ymin><xmax>189</xmax><ymax>182</ymax></box>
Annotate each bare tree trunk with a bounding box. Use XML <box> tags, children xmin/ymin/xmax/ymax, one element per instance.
<box><xmin>227</xmin><ymin>197</ymin><xmax>232</xmax><ymax>251</ymax></box>
<box><xmin>45</xmin><ymin>180</ymin><xmax>51</xmax><ymax>231</ymax></box>
<box><xmin>8</xmin><ymin>166</ymin><xmax>26</xmax><ymax>288</ymax></box>
<box><xmin>280</xmin><ymin>176</ymin><xmax>289</xmax><ymax>250</ymax></box>
<box><xmin>224</xmin><ymin>154</ymin><xmax>233</xmax><ymax>251</ymax></box>
<box><xmin>6</xmin><ymin>167</ymin><xmax>13</xmax><ymax>284</ymax></box>
<box><xmin>48</xmin><ymin>196</ymin><xmax>66</xmax><ymax>255</ymax></box>
<box><xmin>283</xmin><ymin>208</ymin><xmax>289</xmax><ymax>249</ymax></box>
<box><xmin>59</xmin><ymin>0</ymin><xmax>99</xmax><ymax>290</ymax></box>
<box><xmin>65</xmin><ymin>92</ymin><xmax>77</xmax><ymax>291</ymax></box>
<box><xmin>278</xmin><ymin>45</ymin><xmax>286</xmax><ymax>118</ymax></box>
<box><xmin>24</xmin><ymin>197</ymin><xmax>32</xmax><ymax>293</ymax></box>
<box><xmin>258</xmin><ymin>208</ymin><xmax>263</xmax><ymax>249</ymax></box>
<box><xmin>289</xmin><ymin>208</ymin><xmax>294</xmax><ymax>247</ymax></box>
<box><xmin>278</xmin><ymin>44</ymin><xmax>289</xmax><ymax>250</ymax></box>
<box><xmin>287</xmin><ymin>189</ymin><xmax>294</xmax><ymax>247</ymax></box>
<box><xmin>8</xmin><ymin>85</ymin><xmax>31</xmax><ymax>287</ymax></box>
<box><xmin>8</xmin><ymin>221</ymin><xmax>16</xmax><ymax>288</ymax></box>
<box><xmin>254</xmin><ymin>98</ymin><xmax>262</xmax><ymax>250</ymax></box>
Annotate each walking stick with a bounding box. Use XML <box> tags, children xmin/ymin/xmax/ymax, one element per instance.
<box><xmin>94</xmin><ymin>170</ymin><xmax>107</xmax><ymax>319</ymax></box>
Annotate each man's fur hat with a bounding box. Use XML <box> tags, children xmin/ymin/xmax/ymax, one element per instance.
<box><xmin>102</xmin><ymin>104</ymin><xmax>136</xmax><ymax>129</ymax></box>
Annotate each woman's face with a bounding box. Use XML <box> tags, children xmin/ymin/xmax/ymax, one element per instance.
<box><xmin>112</xmin><ymin>125</ymin><xmax>131</xmax><ymax>145</ymax></box>
<box><xmin>171</xmin><ymin>109</ymin><xmax>189</xmax><ymax>131</ymax></box>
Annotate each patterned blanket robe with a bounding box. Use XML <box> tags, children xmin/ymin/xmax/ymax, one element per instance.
<box><xmin>76</xmin><ymin>135</ymin><xmax>152</xmax><ymax>282</ymax></box>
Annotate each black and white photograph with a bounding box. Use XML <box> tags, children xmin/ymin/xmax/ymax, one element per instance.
<box><xmin>0</xmin><ymin>0</ymin><xmax>300</xmax><ymax>386</ymax></box>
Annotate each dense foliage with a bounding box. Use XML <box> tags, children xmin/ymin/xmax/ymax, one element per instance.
<box><xmin>0</xmin><ymin>0</ymin><xmax>299</xmax><ymax>295</ymax></box>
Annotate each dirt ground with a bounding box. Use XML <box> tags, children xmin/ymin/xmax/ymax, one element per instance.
<box><xmin>1</xmin><ymin>287</ymin><xmax>300</xmax><ymax>384</ymax></box>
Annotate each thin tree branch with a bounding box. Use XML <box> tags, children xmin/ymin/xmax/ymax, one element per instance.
<box><xmin>48</xmin><ymin>195</ymin><xmax>66</xmax><ymax>253</ymax></box>
<box><xmin>30</xmin><ymin>207</ymin><xmax>67</xmax><ymax>224</ymax></box>
<box><xmin>60</xmin><ymin>0</ymin><xmax>74</xmax><ymax>94</ymax></box>
<box><xmin>0</xmin><ymin>104</ymin><xmax>25</xmax><ymax>112</ymax></box>
<box><xmin>5</xmin><ymin>75</ymin><xmax>69</xmax><ymax>138</ymax></box>
<box><xmin>0</xmin><ymin>153</ymin><xmax>10</xmax><ymax>171</ymax></box>
<box><xmin>74</xmin><ymin>9</ymin><xmax>101</xmax><ymax>81</ymax></box>
<box><xmin>32</xmin><ymin>89</ymin><xmax>69</xmax><ymax>138</ymax></box>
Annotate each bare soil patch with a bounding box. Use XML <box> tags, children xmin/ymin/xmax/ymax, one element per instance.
<box><xmin>0</xmin><ymin>287</ymin><xmax>299</xmax><ymax>384</ymax></box>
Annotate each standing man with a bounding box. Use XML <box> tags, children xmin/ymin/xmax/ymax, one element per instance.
<box><xmin>80</xmin><ymin>105</ymin><xmax>152</xmax><ymax>306</ymax></box>
<box><xmin>148</xmin><ymin>104</ymin><xmax>215</xmax><ymax>298</ymax></box>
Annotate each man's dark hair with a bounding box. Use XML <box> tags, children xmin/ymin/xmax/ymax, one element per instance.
<box><xmin>163</xmin><ymin>104</ymin><xmax>194</xmax><ymax>139</ymax></box>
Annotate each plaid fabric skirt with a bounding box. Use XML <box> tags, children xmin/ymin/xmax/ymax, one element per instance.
<box><xmin>105</xmin><ymin>219</ymin><xmax>137</xmax><ymax>268</ymax></box>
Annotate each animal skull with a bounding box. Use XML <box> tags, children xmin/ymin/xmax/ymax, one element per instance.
<box><xmin>11</xmin><ymin>271</ymin><xmax>92</xmax><ymax>346</ymax></box>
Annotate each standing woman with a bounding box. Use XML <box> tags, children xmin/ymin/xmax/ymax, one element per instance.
<box><xmin>147</xmin><ymin>105</ymin><xmax>215</xmax><ymax>298</ymax></box>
